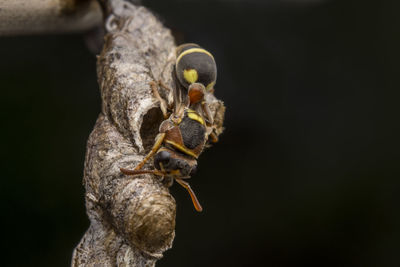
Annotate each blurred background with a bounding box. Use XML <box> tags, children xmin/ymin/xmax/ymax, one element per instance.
<box><xmin>1</xmin><ymin>0</ymin><xmax>400</xmax><ymax>266</ymax></box>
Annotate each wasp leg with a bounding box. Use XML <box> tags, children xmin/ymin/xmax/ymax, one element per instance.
<box><xmin>149</xmin><ymin>81</ymin><xmax>169</xmax><ymax>119</ymax></box>
<box><xmin>159</xmin><ymin>55</ymin><xmax>176</xmax><ymax>82</ymax></box>
<box><xmin>133</xmin><ymin>133</ymin><xmax>165</xmax><ymax>171</ymax></box>
<box><xmin>201</xmin><ymin>101</ymin><xmax>214</xmax><ymax>125</ymax></box>
<box><xmin>201</xmin><ymin>101</ymin><xmax>219</xmax><ymax>143</ymax></box>
<box><xmin>163</xmin><ymin>176</ymin><xmax>174</xmax><ymax>187</ymax></box>
<box><xmin>158</xmin><ymin>80</ymin><xmax>176</xmax><ymax>110</ymax></box>
<box><xmin>209</xmin><ymin>131</ymin><xmax>219</xmax><ymax>143</ymax></box>
<box><xmin>175</xmin><ymin>178</ymin><xmax>203</xmax><ymax>212</ymax></box>
<box><xmin>158</xmin><ymin>80</ymin><xmax>173</xmax><ymax>92</ymax></box>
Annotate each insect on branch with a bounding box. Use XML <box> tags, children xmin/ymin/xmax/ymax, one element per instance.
<box><xmin>72</xmin><ymin>0</ymin><xmax>225</xmax><ymax>266</ymax></box>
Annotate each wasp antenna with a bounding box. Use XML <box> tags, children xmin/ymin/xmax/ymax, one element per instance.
<box><xmin>120</xmin><ymin>168</ymin><xmax>138</xmax><ymax>175</ymax></box>
<box><xmin>120</xmin><ymin>168</ymin><xmax>165</xmax><ymax>177</ymax></box>
<box><xmin>176</xmin><ymin>178</ymin><xmax>203</xmax><ymax>212</ymax></box>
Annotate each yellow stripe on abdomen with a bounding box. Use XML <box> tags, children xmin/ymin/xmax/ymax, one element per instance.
<box><xmin>176</xmin><ymin>48</ymin><xmax>214</xmax><ymax>64</ymax></box>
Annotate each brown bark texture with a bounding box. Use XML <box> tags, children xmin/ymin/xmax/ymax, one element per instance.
<box><xmin>72</xmin><ymin>0</ymin><xmax>225</xmax><ymax>266</ymax></box>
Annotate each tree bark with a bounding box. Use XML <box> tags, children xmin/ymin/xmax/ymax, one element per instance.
<box><xmin>72</xmin><ymin>0</ymin><xmax>225</xmax><ymax>266</ymax></box>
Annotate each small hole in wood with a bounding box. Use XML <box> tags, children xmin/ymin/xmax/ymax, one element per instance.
<box><xmin>140</xmin><ymin>107</ymin><xmax>164</xmax><ymax>152</ymax></box>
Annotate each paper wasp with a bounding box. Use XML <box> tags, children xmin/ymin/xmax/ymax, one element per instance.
<box><xmin>120</xmin><ymin>43</ymin><xmax>219</xmax><ymax>212</ymax></box>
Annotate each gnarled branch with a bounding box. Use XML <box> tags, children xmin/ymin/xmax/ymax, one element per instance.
<box><xmin>72</xmin><ymin>0</ymin><xmax>225</xmax><ymax>266</ymax></box>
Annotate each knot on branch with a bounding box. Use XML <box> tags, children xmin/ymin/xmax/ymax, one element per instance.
<box><xmin>126</xmin><ymin>191</ymin><xmax>176</xmax><ymax>257</ymax></box>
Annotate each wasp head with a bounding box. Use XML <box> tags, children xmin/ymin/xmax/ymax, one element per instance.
<box><xmin>154</xmin><ymin>149</ymin><xmax>197</xmax><ymax>178</ymax></box>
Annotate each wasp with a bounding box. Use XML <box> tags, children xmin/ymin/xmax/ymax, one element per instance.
<box><xmin>120</xmin><ymin>43</ymin><xmax>219</xmax><ymax>212</ymax></box>
<box><xmin>158</xmin><ymin>43</ymin><xmax>219</xmax><ymax>142</ymax></box>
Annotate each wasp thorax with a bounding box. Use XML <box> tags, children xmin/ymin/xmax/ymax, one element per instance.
<box><xmin>175</xmin><ymin>43</ymin><xmax>217</xmax><ymax>91</ymax></box>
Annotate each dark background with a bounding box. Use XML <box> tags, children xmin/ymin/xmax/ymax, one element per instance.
<box><xmin>1</xmin><ymin>0</ymin><xmax>399</xmax><ymax>266</ymax></box>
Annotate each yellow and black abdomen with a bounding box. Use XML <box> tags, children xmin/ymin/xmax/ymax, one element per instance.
<box><xmin>175</xmin><ymin>43</ymin><xmax>217</xmax><ymax>91</ymax></box>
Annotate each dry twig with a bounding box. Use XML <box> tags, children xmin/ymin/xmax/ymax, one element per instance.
<box><xmin>72</xmin><ymin>0</ymin><xmax>225</xmax><ymax>266</ymax></box>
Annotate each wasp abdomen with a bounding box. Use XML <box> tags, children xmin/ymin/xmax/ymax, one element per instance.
<box><xmin>175</xmin><ymin>43</ymin><xmax>217</xmax><ymax>91</ymax></box>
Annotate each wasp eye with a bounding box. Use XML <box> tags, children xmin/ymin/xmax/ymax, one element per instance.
<box><xmin>189</xmin><ymin>165</ymin><xmax>197</xmax><ymax>176</ymax></box>
<box><xmin>154</xmin><ymin>151</ymin><xmax>171</xmax><ymax>169</ymax></box>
